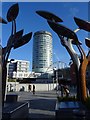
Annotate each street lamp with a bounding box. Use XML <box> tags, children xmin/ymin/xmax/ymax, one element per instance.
<box><xmin>53</xmin><ymin>67</ymin><xmax>56</xmax><ymax>91</ymax></box>
<box><xmin>6</xmin><ymin>59</ymin><xmax>15</xmax><ymax>93</ymax></box>
<box><xmin>56</xmin><ymin>69</ymin><xmax>59</xmax><ymax>93</ymax></box>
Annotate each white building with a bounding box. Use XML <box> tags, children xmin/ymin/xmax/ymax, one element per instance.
<box><xmin>8</xmin><ymin>59</ymin><xmax>30</xmax><ymax>79</ymax></box>
<box><xmin>32</xmin><ymin>30</ymin><xmax>53</xmax><ymax>73</ymax></box>
<box><xmin>7</xmin><ymin>59</ymin><xmax>42</xmax><ymax>79</ymax></box>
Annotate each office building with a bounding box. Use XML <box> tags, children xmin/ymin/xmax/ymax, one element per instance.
<box><xmin>8</xmin><ymin>59</ymin><xmax>30</xmax><ymax>79</ymax></box>
<box><xmin>32</xmin><ymin>31</ymin><xmax>53</xmax><ymax>73</ymax></box>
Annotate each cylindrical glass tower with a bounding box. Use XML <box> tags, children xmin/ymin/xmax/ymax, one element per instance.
<box><xmin>32</xmin><ymin>30</ymin><xmax>53</xmax><ymax>73</ymax></box>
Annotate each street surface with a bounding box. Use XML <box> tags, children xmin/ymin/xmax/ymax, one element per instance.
<box><xmin>8</xmin><ymin>91</ymin><xmax>57</xmax><ymax>119</ymax></box>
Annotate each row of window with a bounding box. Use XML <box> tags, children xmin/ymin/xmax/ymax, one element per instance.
<box><xmin>33</xmin><ymin>66</ymin><xmax>48</xmax><ymax>68</ymax></box>
<box><xmin>34</xmin><ymin>35</ymin><xmax>52</xmax><ymax>39</ymax></box>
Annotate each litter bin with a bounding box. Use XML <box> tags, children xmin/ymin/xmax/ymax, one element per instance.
<box><xmin>6</xmin><ymin>94</ymin><xmax>18</xmax><ymax>103</ymax></box>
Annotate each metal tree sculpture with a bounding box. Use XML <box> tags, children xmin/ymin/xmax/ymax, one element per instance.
<box><xmin>74</xmin><ymin>17</ymin><xmax>90</xmax><ymax>101</ymax></box>
<box><xmin>0</xmin><ymin>17</ymin><xmax>7</xmax><ymax>107</ymax></box>
<box><xmin>47</xmin><ymin>21</ymin><xmax>83</xmax><ymax>101</ymax></box>
<box><xmin>36</xmin><ymin>10</ymin><xmax>90</xmax><ymax>102</ymax></box>
<box><xmin>2</xmin><ymin>3</ymin><xmax>32</xmax><ymax>106</ymax></box>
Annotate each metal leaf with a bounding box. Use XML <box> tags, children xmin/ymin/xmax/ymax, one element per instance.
<box><xmin>74</xmin><ymin>17</ymin><xmax>90</xmax><ymax>32</ymax></box>
<box><xmin>36</xmin><ymin>10</ymin><xmax>63</xmax><ymax>22</ymax></box>
<box><xmin>47</xmin><ymin>20</ymin><xmax>79</xmax><ymax>44</ymax></box>
<box><xmin>6</xmin><ymin>30</ymin><xmax>24</xmax><ymax>49</ymax></box>
<box><xmin>14</xmin><ymin>29</ymin><xmax>24</xmax><ymax>40</ymax></box>
<box><xmin>85</xmin><ymin>38</ymin><xmax>90</xmax><ymax>48</ymax></box>
<box><xmin>7</xmin><ymin>3</ymin><xmax>19</xmax><ymax>22</ymax></box>
<box><xmin>0</xmin><ymin>17</ymin><xmax>7</xmax><ymax>24</ymax></box>
<box><xmin>13</xmin><ymin>32</ymin><xmax>32</xmax><ymax>49</ymax></box>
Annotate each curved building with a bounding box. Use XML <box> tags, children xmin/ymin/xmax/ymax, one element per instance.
<box><xmin>32</xmin><ymin>31</ymin><xmax>53</xmax><ymax>73</ymax></box>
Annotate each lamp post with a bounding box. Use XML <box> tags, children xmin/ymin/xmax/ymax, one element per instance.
<box><xmin>53</xmin><ymin>67</ymin><xmax>56</xmax><ymax>92</ymax></box>
<box><xmin>6</xmin><ymin>59</ymin><xmax>15</xmax><ymax>93</ymax></box>
<box><xmin>56</xmin><ymin>69</ymin><xmax>59</xmax><ymax>94</ymax></box>
<box><xmin>7</xmin><ymin>59</ymin><xmax>15</xmax><ymax>80</ymax></box>
<box><xmin>53</xmin><ymin>68</ymin><xmax>55</xmax><ymax>90</ymax></box>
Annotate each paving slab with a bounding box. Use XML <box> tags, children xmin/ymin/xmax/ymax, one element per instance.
<box><xmin>7</xmin><ymin>91</ymin><xmax>57</xmax><ymax>119</ymax></box>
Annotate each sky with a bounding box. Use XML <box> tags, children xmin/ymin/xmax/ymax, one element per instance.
<box><xmin>1</xmin><ymin>2</ymin><xmax>89</xmax><ymax>71</ymax></box>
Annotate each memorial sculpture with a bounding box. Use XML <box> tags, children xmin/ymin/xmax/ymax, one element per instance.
<box><xmin>36</xmin><ymin>10</ymin><xmax>90</xmax><ymax>102</ymax></box>
<box><xmin>2</xmin><ymin>3</ymin><xmax>32</xmax><ymax>106</ymax></box>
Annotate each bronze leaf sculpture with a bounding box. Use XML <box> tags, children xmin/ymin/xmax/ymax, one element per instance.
<box><xmin>2</xmin><ymin>3</ymin><xmax>32</xmax><ymax>106</ymax></box>
<box><xmin>36</xmin><ymin>10</ymin><xmax>90</xmax><ymax>102</ymax></box>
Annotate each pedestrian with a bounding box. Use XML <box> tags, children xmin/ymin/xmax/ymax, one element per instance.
<box><xmin>33</xmin><ymin>85</ymin><xmax>35</xmax><ymax>95</ymax></box>
<box><xmin>28</xmin><ymin>84</ymin><xmax>31</xmax><ymax>92</ymax></box>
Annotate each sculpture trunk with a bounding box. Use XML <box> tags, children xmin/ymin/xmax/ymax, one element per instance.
<box><xmin>79</xmin><ymin>56</ymin><xmax>90</xmax><ymax>102</ymax></box>
<box><xmin>75</xmin><ymin>65</ymin><xmax>82</xmax><ymax>101</ymax></box>
<box><xmin>2</xmin><ymin>64</ymin><xmax>7</xmax><ymax>106</ymax></box>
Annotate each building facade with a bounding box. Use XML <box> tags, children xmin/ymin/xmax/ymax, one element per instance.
<box><xmin>8</xmin><ymin>59</ymin><xmax>30</xmax><ymax>79</ymax></box>
<box><xmin>32</xmin><ymin>31</ymin><xmax>53</xmax><ymax>73</ymax></box>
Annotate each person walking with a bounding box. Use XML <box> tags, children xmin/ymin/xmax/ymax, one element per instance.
<box><xmin>28</xmin><ymin>84</ymin><xmax>31</xmax><ymax>92</ymax></box>
<box><xmin>33</xmin><ymin>85</ymin><xmax>35</xmax><ymax>95</ymax></box>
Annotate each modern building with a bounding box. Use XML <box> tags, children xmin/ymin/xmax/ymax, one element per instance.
<box><xmin>8</xmin><ymin>59</ymin><xmax>30</xmax><ymax>79</ymax></box>
<box><xmin>32</xmin><ymin>30</ymin><xmax>53</xmax><ymax>74</ymax></box>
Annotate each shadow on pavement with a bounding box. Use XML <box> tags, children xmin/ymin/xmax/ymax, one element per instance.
<box><xmin>28</xmin><ymin>98</ymin><xmax>56</xmax><ymax>119</ymax></box>
<box><xmin>29</xmin><ymin>98</ymin><xmax>56</xmax><ymax>111</ymax></box>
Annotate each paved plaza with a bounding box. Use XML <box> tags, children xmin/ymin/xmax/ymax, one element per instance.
<box><xmin>8</xmin><ymin>90</ymin><xmax>57</xmax><ymax>119</ymax></box>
